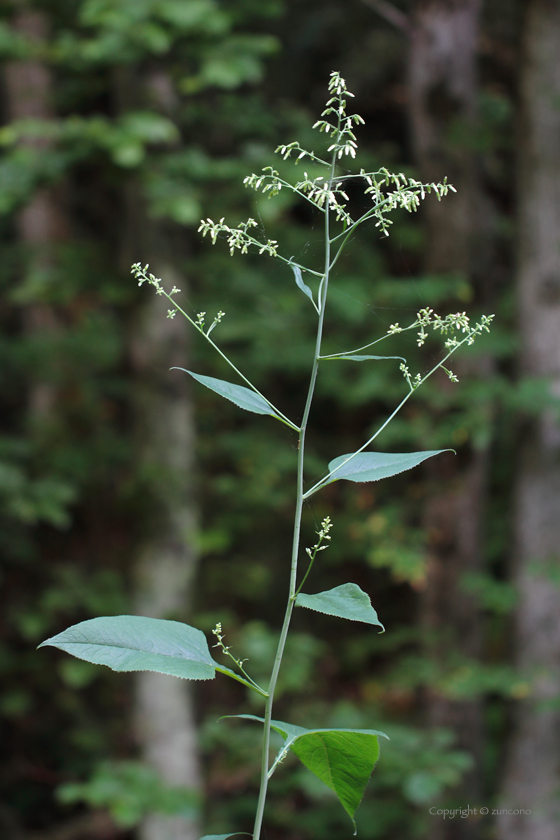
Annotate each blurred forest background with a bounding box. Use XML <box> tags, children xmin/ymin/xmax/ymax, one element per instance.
<box><xmin>1</xmin><ymin>1</ymin><xmax>560</xmax><ymax>840</ymax></box>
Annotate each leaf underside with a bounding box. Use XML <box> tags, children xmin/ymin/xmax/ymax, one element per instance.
<box><xmin>295</xmin><ymin>583</ymin><xmax>384</xmax><ymax>631</ymax></box>
<box><xmin>39</xmin><ymin>616</ymin><xmax>216</xmax><ymax>681</ymax></box>
<box><xmin>227</xmin><ymin>715</ymin><xmax>387</xmax><ymax>826</ymax></box>
<box><xmin>327</xmin><ymin>449</ymin><xmax>450</xmax><ymax>484</ymax></box>
<box><xmin>290</xmin><ymin>263</ymin><xmax>315</xmax><ymax>306</ymax></box>
<box><xmin>173</xmin><ymin>369</ymin><xmax>279</xmax><ymax>419</ymax></box>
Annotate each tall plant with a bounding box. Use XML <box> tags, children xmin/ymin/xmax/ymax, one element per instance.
<box><xmin>40</xmin><ymin>73</ymin><xmax>492</xmax><ymax>840</ymax></box>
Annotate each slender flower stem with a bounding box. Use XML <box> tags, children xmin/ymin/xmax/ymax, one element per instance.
<box><xmin>155</xmin><ymin>288</ymin><xmax>299</xmax><ymax>432</ymax></box>
<box><xmin>251</xmin><ymin>129</ymin><xmax>339</xmax><ymax>840</ymax></box>
<box><xmin>302</xmin><ymin>327</ymin><xmax>484</xmax><ymax>499</ymax></box>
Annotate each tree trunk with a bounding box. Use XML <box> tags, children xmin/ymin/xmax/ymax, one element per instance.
<box><xmin>409</xmin><ymin>0</ymin><xmax>482</xmax><ymax>274</ymax></box>
<box><xmin>120</xmin><ymin>108</ymin><xmax>202</xmax><ymax>840</ymax></box>
<box><xmin>498</xmin><ymin>3</ymin><xmax>560</xmax><ymax>838</ymax></box>
<box><xmin>408</xmin><ymin>3</ymin><xmax>489</xmax><ymax>838</ymax></box>
<box><xmin>4</xmin><ymin>1</ymin><xmax>65</xmax><ymax>421</ymax></box>
<box><xmin>131</xmin><ymin>271</ymin><xmax>201</xmax><ymax>840</ymax></box>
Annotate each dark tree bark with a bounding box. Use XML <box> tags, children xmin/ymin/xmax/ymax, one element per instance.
<box><xmin>409</xmin><ymin>0</ymin><xmax>482</xmax><ymax>274</ymax></box>
<box><xmin>4</xmin><ymin>1</ymin><xmax>66</xmax><ymax>421</ymax></box>
<box><xmin>362</xmin><ymin>16</ymin><xmax>493</xmax><ymax>837</ymax></box>
<box><xmin>408</xmin><ymin>3</ymin><xmax>490</xmax><ymax>838</ymax></box>
<box><xmin>498</xmin><ymin>3</ymin><xmax>560</xmax><ymax>838</ymax></box>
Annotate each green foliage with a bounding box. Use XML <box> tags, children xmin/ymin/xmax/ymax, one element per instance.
<box><xmin>57</xmin><ymin>760</ymin><xmax>198</xmax><ymax>827</ymax></box>
<box><xmin>323</xmin><ymin>450</ymin><xmax>451</xmax><ymax>487</ymax></box>
<box><xmin>40</xmin><ymin>615</ymin><xmax>218</xmax><ymax>680</ymax></box>
<box><xmin>295</xmin><ymin>584</ymin><xmax>384</xmax><ymax>629</ymax></box>
<box><xmin>176</xmin><ymin>369</ymin><xmax>288</xmax><ymax>423</ymax></box>
<box><xmin>230</xmin><ymin>715</ymin><xmax>387</xmax><ymax>829</ymax></box>
<box><xmin>42</xmin><ymin>73</ymin><xmax>493</xmax><ymax>839</ymax></box>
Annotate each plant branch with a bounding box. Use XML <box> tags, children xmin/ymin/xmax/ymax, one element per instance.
<box><xmin>132</xmin><ymin>267</ymin><xmax>300</xmax><ymax>432</ymax></box>
<box><xmin>303</xmin><ymin>325</ymin><xmax>489</xmax><ymax>499</ymax></box>
<box><xmin>214</xmin><ymin>665</ymin><xmax>268</xmax><ymax>698</ymax></box>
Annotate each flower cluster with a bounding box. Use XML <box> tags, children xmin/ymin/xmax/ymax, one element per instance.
<box><xmin>244</xmin><ymin>167</ymin><xmax>285</xmax><ymax>196</ymax></box>
<box><xmin>198</xmin><ymin>217</ymin><xmax>278</xmax><ymax>257</ymax></box>
<box><xmin>393</xmin><ymin>310</ymin><xmax>494</xmax><ymax>389</ymax></box>
<box><xmin>312</xmin><ymin>71</ymin><xmax>365</xmax><ymax>161</ymax></box>
<box><xmin>306</xmin><ymin>516</ymin><xmax>333</xmax><ymax>558</ymax></box>
<box><xmin>364</xmin><ymin>169</ymin><xmax>457</xmax><ymax>237</ymax></box>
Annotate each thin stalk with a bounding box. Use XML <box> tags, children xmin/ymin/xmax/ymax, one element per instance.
<box><xmin>318</xmin><ymin>323</ymin><xmax>419</xmax><ymax>359</ymax></box>
<box><xmin>251</xmin><ymin>132</ymin><xmax>339</xmax><ymax>840</ymax></box>
<box><xmin>158</xmin><ymin>289</ymin><xmax>299</xmax><ymax>432</ymax></box>
<box><xmin>256</xmin><ymin>175</ymin><xmax>328</xmax><ymax>213</ymax></box>
<box><xmin>214</xmin><ymin>665</ymin><xmax>268</xmax><ymax>698</ymax></box>
<box><xmin>303</xmin><ymin>329</ymin><xmax>482</xmax><ymax>499</ymax></box>
<box><xmin>293</xmin><ymin>550</ymin><xmax>318</xmax><ymax>599</ymax></box>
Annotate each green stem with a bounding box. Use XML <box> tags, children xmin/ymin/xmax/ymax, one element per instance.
<box><xmin>294</xmin><ymin>549</ymin><xmax>318</xmax><ymax>599</ymax></box>
<box><xmin>214</xmin><ymin>665</ymin><xmax>268</xmax><ymax>698</ymax></box>
<box><xmin>302</xmin><ymin>328</ymin><xmax>481</xmax><ymax>499</ymax></box>
<box><xmin>160</xmin><ymin>289</ymin><xmax>300</xmax><ymax>432</ymax></box>
<box><xmin>318</xmin><ymin>322</ymin><xmax>419</xmax><ymax>359</ymax></box>
<box><xmin>251</xmin><ymin>127</ymin><xmax>338</xmax><ymax>840</ymax></box>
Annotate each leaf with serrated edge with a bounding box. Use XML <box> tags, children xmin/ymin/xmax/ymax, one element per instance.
<box><xmin>295</xmin><ymin>583</ymin><xmax>384</xmax><ymax>631</ymax></box>
<box><xmin>173</xmin><ymin>370</ymin><xmax>279</xmax><ymax>419</ymax></box>
<box><xmin>39</xmin><ymin>616</ymin><xmax>216</xmax><ymax>681</ymax></box>
<box><xmin>290</xmin><ymin>263</ymin><xmax>315</xmax><ymax>306</ymax></box>
<box><xmin>224</xmin><ymin>715</ymin><xmax>388</xmax><ymax>827</ymax></box>
<box><xmin>327</xmin><ymin>449</ymin><xmax>451</xmax><ymax>484</ymax></box>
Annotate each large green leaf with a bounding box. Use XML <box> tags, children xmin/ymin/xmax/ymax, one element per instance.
<box><xmin>39</xmin><ymin>616</ymin><xmax>216</xmax><ymax>681</ymax></box>
<box><xmin>228</xmin><ymin>715</ymin><xmax>388</xmax><ymax>828</ymax></box>
<box><xmin>327</xmin><ymin>449</ymin><xmax>450</xmax><ymax>484</ymax></box>
<box><xmin>295</xmin><ymin>583</ymin><xmax>384</xmax><ymax>631</ymax></box>
<box><xmin>173</xmin><ymin>369</ymin><xmax>280</xmax><ymax>419</ymax></box>
<box><xmin>291</xmin><ymin>730</ymin><xmax>380</xmax><ymax>827</ymax></box>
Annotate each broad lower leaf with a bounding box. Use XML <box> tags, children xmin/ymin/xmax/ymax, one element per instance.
<box><xmin>295</xmin><ymin>583</ymin><xmax>384</xmax><ymax>631</ymax></box>
<box><xmin>290</xmin><ymin>263</ymin><xmax>315</xmax><ymax>307</ymax></box>
<box><xmin>173</xmin><ymin>370</ymin><xmax>280</xmax><ymax>419</ymax></box>
<box><xmin>39</xmin><ymin>616</ymin><xmax>216</xmax><ymax>681</ymax></box>
<box><xmin>291</xmin><ymin>730</ymin><xmax>381</xmax><ymax>827</ymax></box>
<box><xmin>226</xmin><ymin>715</ymin><xmax>388</xmax><ymax>828</ymax></box>
<box><xmin>327</xmin><ymin>449</ymin><xmax>450</xmax><ymax>484</ymax></box>
<box><xmin>326</xmin><ymin>354</ymin><xmax>406</xmax><ymax>362</ymax></box>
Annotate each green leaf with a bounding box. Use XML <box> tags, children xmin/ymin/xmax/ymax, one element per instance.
<box><xmin>39</xmin><ymin>616</ymin><xmax>216</xmax><ymax>681</ymax></box>
<box><xmin>201</xmin><ymin>835</ymin><xmax>250</xmax><ymax>840</ymax></box>
<box><xmin>295</xmin><ymin>583</ymin><xmax>384</xmax><ymax>631</ymax></box>
<box><xmin>324</xmin><ymin>354</ymin><xmax>406</xmax><ymax>362</ymax></box>
<box><xmin>290</xmin><ymin>263</ymin><xmax>316</xmax><ymax>309</ymax></box>
<box><xmin>327</xmin><ymin>449</ymin><xmax>451</xmax><ymax>484</ymax></box>
<box><xmin>291</xmin><ymin>731</ymin><xmax>380</xmax><ymax>827</ymax></box>
<box><xmin>174</xmin><ymin>370</ymin><xmax>280</xmax><ymax>419</ymax></box>
<box><xmin>226</xmin><ymin>715</ymin><xmax>388</xmax><ymax>828</ymax></box>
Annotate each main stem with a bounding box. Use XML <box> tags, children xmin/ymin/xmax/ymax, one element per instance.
<box><xmin>251</xmin><ymin>152</ymin><xmax>336</xmax><ymax>840</ymax></box>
